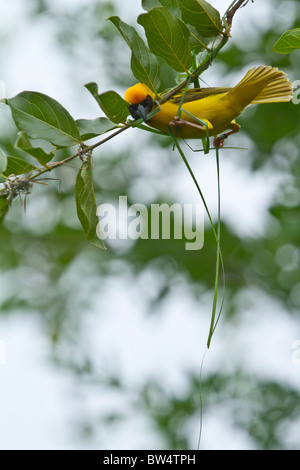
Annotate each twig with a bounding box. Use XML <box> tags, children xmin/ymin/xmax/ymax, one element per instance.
<box><xmin>28</xmin><ymin>123</ymin><xmax>131</xmax><ymax>180</ymax></box>
<box><xmin>226</xmin><ymin>0</ymin><xmax>252</xmax><ymax>27</ymax></box>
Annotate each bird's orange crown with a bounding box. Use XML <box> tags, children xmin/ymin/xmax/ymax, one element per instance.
<box><xmin>124</xmin><ymin>83</ymin><xmax>155</xmax><ymax>105</ymax></box>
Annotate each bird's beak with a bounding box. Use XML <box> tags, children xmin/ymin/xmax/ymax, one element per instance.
<box><xmin>128</xmin><ymin>96</ymin><xmax>154</xmax><ymax>122</ymax></box>
<box><xmin>136</xmin><ymin>103</ymin><xmax>148</xmax><ymax>122</ymax></box>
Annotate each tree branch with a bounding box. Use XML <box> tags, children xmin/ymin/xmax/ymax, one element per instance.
<box><xmin>26</xmin><ymin>123</ymin><xmax>131</xmax><ymax>181</ymax></box>
<box><xmin>226</xmin><ymin>0</ymin><xmax>253</xmax><ymax>27</ymax></box>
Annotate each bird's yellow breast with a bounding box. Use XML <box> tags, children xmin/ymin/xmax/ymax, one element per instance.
<box><xmin>148</xmin><ymin>92</ymin><xmax>240</xmax><ymax>139</ymax></box>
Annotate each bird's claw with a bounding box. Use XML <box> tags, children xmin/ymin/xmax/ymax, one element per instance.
<box><xmin>169</xmin><ymin>116</ymin><xmax>205</xmax><ymax>131</ymax></box>
<box><xmin>169</xmin><ymin>116</ymin><xmax>185</xmax><ymax>127</ymax></box>
<box><xmin>213</xmin><ymin>134</ymin><xmax>228</xmax><ymax>148</ymax></box>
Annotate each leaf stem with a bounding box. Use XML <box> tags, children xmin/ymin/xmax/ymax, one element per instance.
<box><xmin>27</xmin><ymin>123</ymin><xmax>131</xmax><ymax>181</ymax></box>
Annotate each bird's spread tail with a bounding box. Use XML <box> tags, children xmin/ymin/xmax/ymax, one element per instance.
<box><xmin>226</xmin><ymin>65</ymin><xmax>293</xmax><ymax>111</ymax></box>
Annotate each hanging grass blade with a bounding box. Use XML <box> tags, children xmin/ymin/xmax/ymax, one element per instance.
<box><xmin>167</xmin><ymin>129</ymin><xmax>225</xmax><ymax>348</ymax></box>
<box><xmin>206</xmin><ymin>146</ymin><xmax>225</xmax><ymax>348</ymax></box>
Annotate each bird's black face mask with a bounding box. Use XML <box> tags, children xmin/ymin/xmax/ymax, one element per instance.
<box><xmin>128</xmin><ymin>95</ymin><xmax>154</xmax><ymax>122</ymax></box>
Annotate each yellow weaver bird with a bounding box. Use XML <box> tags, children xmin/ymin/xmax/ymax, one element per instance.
<box><xmin>124</xmin><ymin>66</ymin><xmax>292</xmax><ymax>146</ymax></box>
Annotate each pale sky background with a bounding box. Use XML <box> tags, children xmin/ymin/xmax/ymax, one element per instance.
<box><xmin>0</xmin><ymin>0</ymin><xmax>299</xmax><ymax>450</ymax></box>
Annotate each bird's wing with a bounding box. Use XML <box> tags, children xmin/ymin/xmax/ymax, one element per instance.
<box><xmin>170</xmin><ymin>87</ymin><xmax>232</xmax><ymax>104</ymax></box>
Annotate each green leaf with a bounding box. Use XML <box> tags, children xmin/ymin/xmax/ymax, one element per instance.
<box><xmin>0</xmin><ymin>198</ymin><xmax>9</xmax><ymax>224</ymax></box>
<box><xmin>273</xmin><ymin>28</ymin><xmax>300</xmax><ymax>54</ymax></box>
<box><xmin>108</xmin><ymin>16</ymin><xmax>161</xmax><ymax>92</ymax></box>
<box><xmin>178</xmin><ymin>0</ymin><xmax>222</xmax><ymax>37</ymax></box>
<box><xmin>138</xmin><ymin>7</ymin><xmax>193</xmax><ymax>73</ymax></box>
<box><xmin>75</xmin><ymin>157</ymin><xmax>106</xmax><ymax>250</ymax></box>
<box><xmin>2</xmin><ymin>156</ymin><xmax>37</xmax><ymax>177</ymax></box>
<box><xmin>15</xmin><ymin>131</ymin><xmax>55</xmax><ymax>165</ymax></box>
<box><xmin>85</xmin><ymin>83</ymin><xmax>129</xmax><ymax>124</ymax></box>
<box><xmin>76</xmin><ymin>117</ymin><xmax>118</xmax><ymax>141</ymax></box>
<box><xmin>159</xmin><ymin>0</ymin><xmax>181</xmax><ymax>15</ymax></box>
<box><xmin>0</xmin><ymin>149</ymin><xmax>7</xmax><ymax>174</ymax></box>
<box><xmin>188</xmin><ymin>25</ymin><xmax>210</xmax><ymax>53</ymax></box>
<box><xmin>142</xmin><ymin>0</ymin><xmax>181</xmax><ymax>16</ymax></box>
<box><xmin>142</xmin><ymin>0</ymin><xmax>210</xmax><ymax>53</ymax></box>
<box><xmin>5</xmin><ymin>91</ymin><xmax>81</xmax><ymax>148</ymax></box>
<box><xmin>142</xmin><ymin>0</ymin><xmax>161</xmax><ymax>10</ymax></box>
